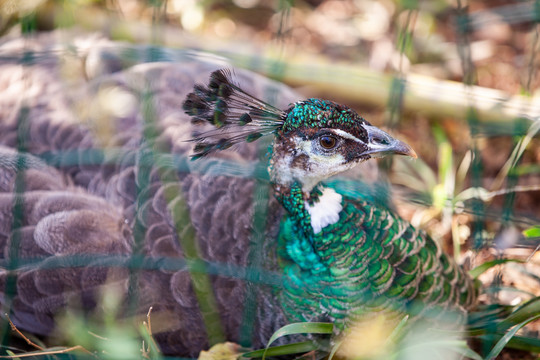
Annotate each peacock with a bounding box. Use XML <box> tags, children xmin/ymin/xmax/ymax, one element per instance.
<box><xmin>0</xmin><ymin>34</ymin><xmax>476</xmax><ymax>357</ymax></box>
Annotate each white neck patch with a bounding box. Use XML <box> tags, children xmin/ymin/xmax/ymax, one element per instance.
<box><xmin>305</xmin><ymin>187</ymin><xmax>343</xmax><ymax>234</ymax></box>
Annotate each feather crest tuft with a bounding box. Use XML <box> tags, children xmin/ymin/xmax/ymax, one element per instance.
<box><xmin>183</xmin><ymin>69</ymin><xmax>286</xmax><ymax>158</ymax></box>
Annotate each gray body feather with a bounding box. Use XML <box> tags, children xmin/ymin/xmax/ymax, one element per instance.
<box><xmin>0</xmin><ymin>34</ymin><xmax>300</xmax><ymax>355</ymax></box>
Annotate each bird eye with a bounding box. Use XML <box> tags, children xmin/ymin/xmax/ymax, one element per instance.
<box><xmin>319</xmin><ymin>135</ymin><xmax>338</xmax><ymax>149</ymax></box>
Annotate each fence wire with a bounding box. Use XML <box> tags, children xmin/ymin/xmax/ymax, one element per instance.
<box><xmin>0</xmin><ymin>1</ymin><xmax>540</xmax><ymax>359</ymax></box>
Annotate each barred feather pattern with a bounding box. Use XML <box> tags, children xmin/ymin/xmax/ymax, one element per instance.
<box><xmin>278</xmin><ymin>196</ymin><xmax>477</xmax><ymax>329</ymax></box>
<box><xmin>183</xmin><ymin>69</ymin><xmax>286</xmax><ymax>158</ymax></box>
<box><xmin>0</xmin><ymin>40</ymin><xmax>300</xmax><ymax>357</ymax></box>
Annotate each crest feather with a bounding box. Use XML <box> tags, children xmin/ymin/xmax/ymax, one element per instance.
<box><xmin>183</xmin><ymin>69</ymin><xmax>286</xmax><ymax>159</ymax></box>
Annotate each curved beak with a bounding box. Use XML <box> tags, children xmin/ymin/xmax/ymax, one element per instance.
<box><xmin>363</xmin><ymin>125</ymin><xmax>417</xmax><ymax>159</ymax></box>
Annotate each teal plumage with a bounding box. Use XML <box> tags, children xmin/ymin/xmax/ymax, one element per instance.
<box><xmin>185</xmin><ymin>69</ymin><xmax>477</xmax><ymax>334</ymax></box>
<box><xmin>283</xmin><ymin>99</ymin><xmax>367</xmax><ymax>133</ymax></box>
<box><xmin>278</xmin><ymin>196</ymin><xmax>475</xmax><ymax>328</ymax></box>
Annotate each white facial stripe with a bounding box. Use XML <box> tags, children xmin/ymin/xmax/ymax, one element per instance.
<box><xmin>329</xmin><ymin>129</ymin><xmax>363</xmax><ymax>143</ymax></box>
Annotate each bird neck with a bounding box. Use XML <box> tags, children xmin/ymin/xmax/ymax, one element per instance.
<box><xmin>273</xmin><ymin>182</ymin><xmax>319</xmax><ymax>238</ymax></box>
<box><xmin>273</xmin><ymin>181</ymin><xmax>345</xmax><ymax>272</ymax></box>
<box><xmin>273</xmin><ymin>183</ymin><xmax>343</xmax><ymax>235</ymax></box>
<box><xmin>269</xmin><ymin>136</ymin><xmax>344</xmax><ymax>235</ymax></box>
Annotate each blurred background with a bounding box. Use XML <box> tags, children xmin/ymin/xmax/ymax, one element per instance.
<box><xmin>1</xmin><ymin>0</ymin><xmax>540</xmax><ymax>358</ymax></box>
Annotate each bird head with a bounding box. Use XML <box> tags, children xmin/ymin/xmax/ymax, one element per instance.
<box><xmin>183</xmin><ymin>69</ymin><xmax>416</xmax><ymax>192</ymax></box>
<box><xmin>271</xmin><ymin>99</ymin><xmax>416</xmax><ymax>192</ymax></box>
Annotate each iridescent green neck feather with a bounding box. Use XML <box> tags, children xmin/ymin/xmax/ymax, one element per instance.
<box><xmin>277</xmin><ymin>193</ymin><xmax>476</xmax><ymax>328</ymax></box>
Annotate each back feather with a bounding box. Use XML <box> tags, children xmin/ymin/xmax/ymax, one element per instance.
<box><xmin>182</xmin><ymin>69</ymin><xmax>286</xmax><ymax>159</ymax></box>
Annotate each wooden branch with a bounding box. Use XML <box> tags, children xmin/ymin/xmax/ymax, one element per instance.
<box><xmin>224</xmin><ymin>53</ymin><xmax>540</xmax><ymax>125</ymax></box>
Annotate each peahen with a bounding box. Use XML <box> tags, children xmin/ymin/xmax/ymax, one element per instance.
<box><xmin>0</xmin><ymin>35</ymin><xmax>476</xmax><ymax>357</ymax></box>
<box><xmin>183</xmin><ymin>69</ymin><xmax>478</xmax><ymax>340</ymax></box>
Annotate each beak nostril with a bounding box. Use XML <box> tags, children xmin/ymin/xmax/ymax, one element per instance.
<box><xmin>372</xmin><ymin>136</ymin><xmax>389</xmax><ymax>146</ymax></box>
<box><xmin>364</xmin><ymin>125</ymin><xmax>416</xmax><ymax>158</ymax></box>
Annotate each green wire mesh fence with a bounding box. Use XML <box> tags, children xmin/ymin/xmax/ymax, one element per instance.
<box><xmin>0</xmin><ymin>0</ymin><xmax>539</xmax><ymax>359</ymax></box>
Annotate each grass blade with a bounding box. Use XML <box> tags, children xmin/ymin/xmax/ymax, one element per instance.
<box><xmin>478</xmin><ymin>334</ymin><xmax>540</xmax><ymax>353</ymax></box>
<box><xmin>496</xmin><ymin>297</ymin><xmax>540</xmax><ymax>331</ymax></box>
<box><xmin>262</xmin><ymin>323</ymin><xmax>333</xmax><ymax>360</ymax></box>
<box><xmin>242</xmin><ymin>341</ymin><xmax>318</xmax><ymax>358</ymax></box>
<box><xmin>455</xmin><ymin>345</ymin><xmax>483</xmax><ymax>360</ymax></box>
<box><xmin>484</xmin><ymin>314</ymin><xmax>540</xmax><ymax>359</ymax></box>
<box><xmin>468</xmin><ymin>259</ymin><xmax>525</xmax><ymax>279</ymax></box>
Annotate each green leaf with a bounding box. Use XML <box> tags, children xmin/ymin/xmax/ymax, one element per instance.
<box><xmin>387</xmin><ymin>315</ymin><xmax>410</xmax><ymax>343</ymax></box>
<box><xmin>242</xmin><ymin>341</ymin><xmax>318</xmax><ymax>358</ymax></box>
<box><xmin>477</xmin><ymin>333</ymin><xmax>540</xmax><ymax>353</ymax></box>
<box><xmin>484</xmin><ymin>314</ymin><xmax>540</xmax><ymax>359</ymax></box>
<box><xmin>327</xmin><ymin>339</ymin><xmax>342</xmax><ymax>360</ymax></box>
<box><xmin>513</xmin><ymin>164</ymin><xmax>540</xmax><ymax>176</ymax></box>
<box><xmin>401</xmin><ymin>0</ymin><xmax>418</xmax><ymax>10</ymax></box>
<box><xmin>454</xmin><ymin>345</ymin><xmax>483</xmax><ymax>360</ymax></box>
<box><xmin>468</xmin><ymin>259</ymin><xmax>525</xmax><ymax>279</ymax></box>
<box><xmin>262</xmin><ymin>323</ymin><xmax>333</xmax><ymax>360</ymax></box>
<box><xmin>432</xmin><ymin>183</ymin><xmax>447</xmax><ymax>210</ymax></box>
<box><xmin>499</xmin><ymin>334</ymin><xmax>540</xmax><ymax>353</ymax></box>
<box><xmin>438</xmin><ymin>140</ymin><xmax>454</xmax><ymax>199</ymax></box>
<box><xmin>393</xmin><ymin>156</ymin><xmax>438</xmax><ymax>191</ymax></box>
<box><xmin>496</xmin><ymin>297</ymin><xmax>540</xmax><ymax>331</ymax></box>
<box><xmin>523</xmin><ymin>225</ymin><xmax>540</xmax><ymax>238</ymax></box>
